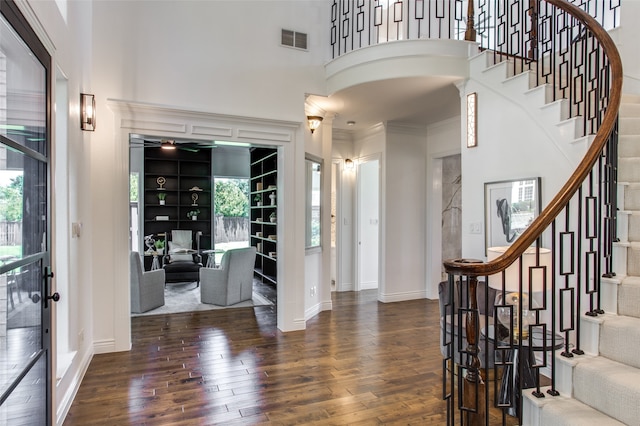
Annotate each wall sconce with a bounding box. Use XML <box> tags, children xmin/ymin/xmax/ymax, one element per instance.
<box><xmin>307</xmin><ymin>115</ymin><xmax>323</xmax><ymax>134</ymax></box>
<box><xmin>80</xmin><ymin>93</ymin><xmax>96</xmax><ymax>131</ymax></box>
<box><xmin>344</xmin><ymin>158</ymin><xmax>354</xmax><ymax>170</ymax></box>
<box><xmin>466</xmin><ymin>92</ymin><xmax>477</xmax><ymax>148</ymax></box>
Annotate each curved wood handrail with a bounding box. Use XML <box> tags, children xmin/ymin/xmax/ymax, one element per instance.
<box><xmin>444</xmin><ymin>0</ymin><xmax>623</xmax><ymax>277</ymax></box>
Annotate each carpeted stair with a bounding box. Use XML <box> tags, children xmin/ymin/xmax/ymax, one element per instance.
<box><xmin>523</xmin><ymin>95</ymin><xmax>640</xmax><ymax>426</ymax></box>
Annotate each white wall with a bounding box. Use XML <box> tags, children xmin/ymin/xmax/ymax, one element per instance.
<box><xmin>460</xmin><ymin>76</ymin><xmax>582</xmax><ymax>263</ymax></box>
<box><xmin>91</xmin><ymin>1</ymin><xmax>328</xmax><ymax>121</ymax></box>
<box><xmin>382</xmin><ymin>124</ymin><xmax>428</xmax><ymax>301</ymax></box>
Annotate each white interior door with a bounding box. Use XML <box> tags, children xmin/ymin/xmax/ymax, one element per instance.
<box><xmin>357</xmin><ymin>158</ymin><xmax>379</xmax><ymax>290</ymax></box>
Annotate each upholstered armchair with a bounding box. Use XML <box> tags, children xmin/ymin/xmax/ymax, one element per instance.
<box><xmin>163</xmin><ymin>230</ymin><xmax>203</xmax><ymax>286</ymax></box>
<box><xmin>200</xmin><ymin>247</ymin><xmax>256</xmax><ymax>306</ymax></box>
<box><xmin>130</xmin><ymin>251</ymin><xmax>165</xmax><ymax>313</ymax></box>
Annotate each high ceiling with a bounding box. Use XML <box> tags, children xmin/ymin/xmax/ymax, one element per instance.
<box><xmin>308</xmin><ymin>76</ymin><xmax>463</xmax><ymax>132</ymax></box>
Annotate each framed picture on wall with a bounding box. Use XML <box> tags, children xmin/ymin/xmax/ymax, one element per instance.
<box><xmin>484</xmin><ymin>177</ymin><xmax>541</xmax><ymax>254</ymax></box>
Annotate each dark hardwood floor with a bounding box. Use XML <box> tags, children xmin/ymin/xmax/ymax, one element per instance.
<box><xmin>63</xmin><ymin>290</ymin><xmax>515</xmax><ymax>425</ymax></box>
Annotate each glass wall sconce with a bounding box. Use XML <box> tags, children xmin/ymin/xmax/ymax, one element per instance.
<box><xmin>466</xmin><ymin>92</ymin><xmax>477</xmax><ymax>148</ymax></box>
<box><xmin>344</xmin><ymin>158</ymin><xmax>354</xmax><ymax>170</ymax></box>
<box><xmin>80</xmin><ymin>93</ymin><xmax>96</xmax><ymax>131</ymax></box>
<box><xmin>307</xmin><ymin>115</ymin><xmax>323</xmax><ymax>134</ymax></box>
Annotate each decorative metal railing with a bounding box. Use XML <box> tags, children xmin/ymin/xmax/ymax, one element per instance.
<box><xmin>438</xmin><ymin>1</ymin><xmax>623</xmax><ymax>425</ymax></box>
<box><xmin>330</xmin><ymin>0</ymin><xmax>620</xmax><ymax>60</ymax></box>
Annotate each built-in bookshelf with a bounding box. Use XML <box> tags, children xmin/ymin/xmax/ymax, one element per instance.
<box><xmin>143</xmin><ymin>148</ymin><xmax>212</xmax><ymax>258</ymax></box>
<box><xmin>250</xmin><ymin>147</ymin><xmax>277</xmax><ymax>286</ymax></box>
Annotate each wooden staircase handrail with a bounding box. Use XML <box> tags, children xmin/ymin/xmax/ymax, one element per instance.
<box><xmin>444</xmin><ymin>0</ymin><xmax>623</xmax><ymax>277</ymax></box>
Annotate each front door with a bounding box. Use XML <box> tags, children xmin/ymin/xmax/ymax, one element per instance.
<box><xmin>0</xmin><ymin>1</ymin><xmax>54</xmax><ymax>424</ymax></box>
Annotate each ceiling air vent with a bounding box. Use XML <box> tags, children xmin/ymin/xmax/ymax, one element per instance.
<box><xmin>281</xmin><ymin>29</ymin><xmax>307</xmax><ymax>50</ymax></box>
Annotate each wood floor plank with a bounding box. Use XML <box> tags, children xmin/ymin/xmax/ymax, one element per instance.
<box><xmin>64</xmin><ymin>290</ymin><xmax>515</xmax><ymax>425</ymax></box>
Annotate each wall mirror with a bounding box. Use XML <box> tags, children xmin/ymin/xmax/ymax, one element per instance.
<box><xmin>305</xmin><ymin>156</ymin><xmax>322</xmax><ymax>249</ymax></box>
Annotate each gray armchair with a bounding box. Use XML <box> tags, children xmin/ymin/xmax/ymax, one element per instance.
<box><xmin>130</xmin><ymin>251</ymin><xmax>165</xmax><ymax>313</ymax></box>
<box><xmin>200</xmin><ymin>247</ymin><xmax>256</xmax><ymax>306</ymax></box>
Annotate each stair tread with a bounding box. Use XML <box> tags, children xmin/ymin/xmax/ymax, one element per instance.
<box><xmin>531</xmin><ymin>389</ymin><xmax>626</xmax><ymax>426</ymax></box>
<box><xmin>621</xmin><ymin>275</ymin><xmax>640</xmax><ymax>285</ymax></box>
<box><xmin>573</xmin><ymin>356</ymin><xmax>640</xmax><ymax>426</ymax></box>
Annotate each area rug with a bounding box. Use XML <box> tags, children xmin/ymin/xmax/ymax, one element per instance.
<box><xmin>131</xmin><ymin>281</ymin><xmax>273</xmax><ymax>317</ymax></box>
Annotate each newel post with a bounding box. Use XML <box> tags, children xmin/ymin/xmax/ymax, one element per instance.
<box><xmin>461</xmin><ymin>275</ymin><xmax>486</xmax><ymax>426</ymax></box>
<box><xmin>464</xmin><ymin>0</ymin><xmax>476</xmax><ymax>41</ymax></box>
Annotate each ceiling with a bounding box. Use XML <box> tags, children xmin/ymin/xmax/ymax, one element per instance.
<box><xmin>308</xmin><ymin>75</ymin><xmax>463</xmax><ymax>132</ymax></box>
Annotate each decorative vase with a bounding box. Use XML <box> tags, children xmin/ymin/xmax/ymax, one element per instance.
<box><xmin>159</xmin><ymin>200</ymin><xmax>165</xmax><ymax>205</ymax></box>
<box><xmin>270</xmin><ymin>217</ymin><xmax>276</xmax><ymax>223</ymax></box>
<box><xmin>269</xmin><ymin>192</ymin><xmax>276</xmax><ymax>206</ymax></box>
<box><xmin>192</xmin><ymin>216</ymin><xmax>197</xmax><ymax>221</ymax></box>
<box><xmin>257</xmin><ymin>201</ymin><xmax>262</xmax><ymax>206</ymax></box>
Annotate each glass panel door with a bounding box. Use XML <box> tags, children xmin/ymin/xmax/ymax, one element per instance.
<box><xmin>0</xmin><ymin>1</ymin><xmax>52</xmax><ymax>424</ymax></box>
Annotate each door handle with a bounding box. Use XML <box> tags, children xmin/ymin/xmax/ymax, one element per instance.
<box><xmin>43</xmin><ymin>266</ymin><xmax>60</xmax><ymax>308</ymax></box>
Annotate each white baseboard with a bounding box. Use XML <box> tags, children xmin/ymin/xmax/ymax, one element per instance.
<box><xmin>93</xmin><ymin>338</ymin><xmax>116</xmax><ymax>354</ymax></box>
<box><xmin>56</xmin><ymin>347</ymin><xmax>93</xmax><ymax>426</ymax></box>
<box><xmin>378</xmin><ymin>290</ymin><xmax>427</xmax><ymax>303</ymax></box>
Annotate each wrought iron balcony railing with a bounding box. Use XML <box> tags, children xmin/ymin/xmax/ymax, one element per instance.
<box><xmin>330</xmin><ymin>1</ymin><xmax>619</xmax><ymax>60</ymax></box>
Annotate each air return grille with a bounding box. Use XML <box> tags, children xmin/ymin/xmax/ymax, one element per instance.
<box><xmin>281</xmin><ymin>29</ymin><xmax>307</xmax><ymax>50</ymax></box>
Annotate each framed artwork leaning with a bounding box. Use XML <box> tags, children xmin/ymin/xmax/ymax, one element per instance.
<box><xmin>484</xmin><ymin>177</ymin><xmax>541</xmax><ymax>254</ymax></box>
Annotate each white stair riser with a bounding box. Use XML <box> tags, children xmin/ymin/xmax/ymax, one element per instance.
<box><xmin>618</xmin><ymin>182</ymin><xmax>628</xmax><ymax>211</ymax></box>
<box><xmin>601</xmin><ymin>277</ymin><xmax>621</xmax><ymax>315</ymax></box>
<box><xmin>620</xmin><ymin>117</ymin><xmax>640</xmax><ymax>134</ymax></box>
<box><xmin>618</xmin><ymin>135</ymin><xmax>640</xmax><ymax>158</ymax></box>
<box><xmin>619</xmin><ymin>158</ymin><xmax>640</xmax><ymax>182</ymax></box>
<box><xmin>624</xmin><ymin>183</ymin><xmax>640</xmax><ymax>210</ymax></box>
<box><xmin>629</xmin><ymin>213</ymin><xmax>640</xmax><ymax>241</ymax></box>
<box><xmin>627</xmin><ymin>244</ymin><xmax>640</xmax><ymax>276</ymax></box>
<box><xmin>618</xmin><ymin>280</ymin><xmax>640</xmax><ymax>318</ymax></box>
<box><xmin>619</xmin><ymin>103</ymin><xmax>640</xmax><ymax>117</ymax></box>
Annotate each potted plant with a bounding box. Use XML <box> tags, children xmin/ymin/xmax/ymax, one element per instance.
<box><xmin>158</xmin><ymin>192</ymin><xmax>166</xmax><ymax>205</ymax></box>
<box><xmin>187</xmin><ymin>209</ymin><xmax>200</xmax><ymax>220</ymax></box>
<box><xmin>254</xmin><ymin>194</ymin><xmax>262</xmax><ymax>206</ymax></box>
<box><xmin>269</xmin><ymin>211</ymin><xmax>277</xmax><ymax>223</ymax></box>
<box><xmin>154</xmin><ymin>239</ymin><xmax>165</xmax><ymax>255</ymax></box>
